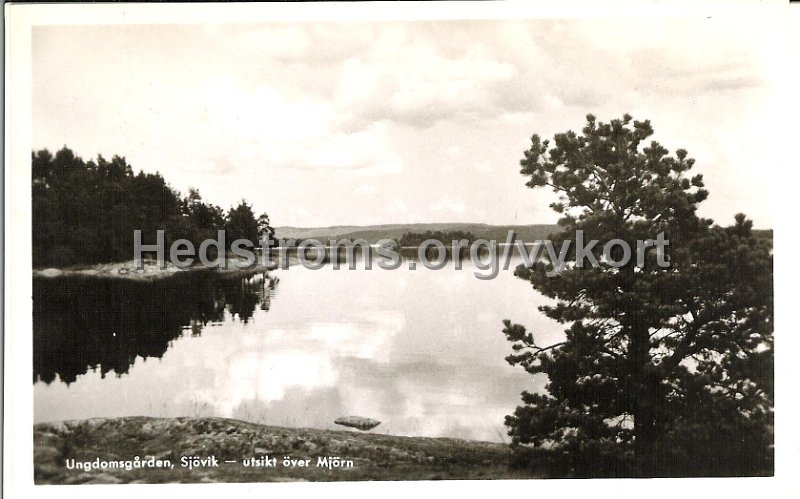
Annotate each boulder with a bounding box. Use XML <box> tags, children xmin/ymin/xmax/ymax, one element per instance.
<box><xmin>334</xmin><ymin>416</ymin><xmax>381</xmax><ymax>431</ymax></box>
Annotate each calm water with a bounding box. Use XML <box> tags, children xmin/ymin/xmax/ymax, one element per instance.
<box><xmin>33</xmin><ymin>257</ymin><xmax>561</xmax><ymax>442</ymax></box>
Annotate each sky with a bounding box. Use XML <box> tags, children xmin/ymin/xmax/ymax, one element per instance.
<box><xmin>32</xmin><ymin>17</ymin><xmax>782</xmax><ymax>228</ymax></box>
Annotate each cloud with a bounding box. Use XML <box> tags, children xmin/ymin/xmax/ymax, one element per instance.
<box><xmin>180</xmin><ymin>310</ymin><xmax>405</xmax><ymax>414</ymax></box>
<box><xmin>176</xmin><ymin>79</ymin><xmax>404</xmax><ymax>176</ymax></box>
<box><xmin>331</xmin><ymin>27</ymin><xmax>519</xmax><ymax>130</ymax></box>
<box><xmin>31</xmin><ymin>19</ymin><xmax>777</xmax><ymax>227</ymax></box>
<box><xmin>430</xmin><ymin>195</ymin><xmax>467</xmax><ymax>214</ymax></box>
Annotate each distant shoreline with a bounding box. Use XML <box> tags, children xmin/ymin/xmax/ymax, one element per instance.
<box><xmin>273</xmin><ymin>222</ymin><xmax>561</xmax><ymax>243</ymax></box>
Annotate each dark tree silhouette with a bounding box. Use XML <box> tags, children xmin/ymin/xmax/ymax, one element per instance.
<box><xmin>257</xmin><ymin>212</ymin><xmax>275</xmax><ymax>240</ymax></box>
<box><xmin>34</xmin><ymin>271</ymin><xmax>276</xmax><ymax>384</ymax></box>
<box><xmin>224</xmin><ymin>201</ymin><xmax>260</xmax><ymax>250</ymax></box>
<box><xmin>503</xmin><ymin>114</ymin><xmax>773</xmax><ymax>477</ymax></box>
<box><xmin>397</xmin><ymin>230</ymin><xmax>475</xmax><ymax>247</ymax></box>
<box><xmin>32</xmin><ymin>147</ymin><xmax>271</xmax><ymax>267</ymax></box>
<box><xmin>182</xmin><ymin>188</ymin><xmax>227</xmax><ymax>245</ymax></box>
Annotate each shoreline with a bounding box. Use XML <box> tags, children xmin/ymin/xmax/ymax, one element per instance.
<box><xmin>32</xmin><ymin>257</ymin><xmax>275</xmax><ymax>282</ymax></box>
<box><xmin>34</xmin><ymin>416</ymin><xmax>540</xmax><ymax>483</ymax></box>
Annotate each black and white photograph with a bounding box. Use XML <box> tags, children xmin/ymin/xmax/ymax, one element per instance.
<box><xmin>4</xmin><ymin>1</ymin><xmax>798</xmax><ymax>495</ymax></box>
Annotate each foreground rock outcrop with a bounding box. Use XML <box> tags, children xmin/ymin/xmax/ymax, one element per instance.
<box><xmin>34</xmin><ymin>417</ymin><xmax>539</xmax><ymax>484</ymax></box>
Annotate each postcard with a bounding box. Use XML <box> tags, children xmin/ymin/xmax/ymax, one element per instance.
<box><xmin>4</xmin><ymin>1</ymin><xmax>797</xmax><ymax>498</ymax></box>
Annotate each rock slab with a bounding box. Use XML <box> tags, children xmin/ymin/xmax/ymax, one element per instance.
<box><xmin>334</xmin><ymin>416</ymin><xmax>381</xmax><ymax>431</ymax></box>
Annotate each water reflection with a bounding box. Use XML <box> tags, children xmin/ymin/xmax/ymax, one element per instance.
<box><xmin>33</xmin><ymin>271</ymin><xmax>276</xmax><ymax>384</ymax></box>
<box><xmin>33</xmin><ymin>258</ymin><xmax>559</xmax><ymax>442</ymax></box>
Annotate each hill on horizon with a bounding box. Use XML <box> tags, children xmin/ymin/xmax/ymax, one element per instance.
<box><xmin>273</xmin><ymin>223</ymin><xmax>562</xmax><ymax>244</ymax></box>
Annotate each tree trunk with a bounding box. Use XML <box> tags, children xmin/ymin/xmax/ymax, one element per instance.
<box><xmin>630</xmin><ymin>323</ymin><xmax>658</xmax><ymax>477</ymax></box>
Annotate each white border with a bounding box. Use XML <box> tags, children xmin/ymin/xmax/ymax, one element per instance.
<box><xmin>5</xmin><ymin>1</ymin><xmax>798</xmax><ymax>498</ymax></box>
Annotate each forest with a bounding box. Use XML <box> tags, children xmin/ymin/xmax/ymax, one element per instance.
<box><xmin>397</xmin><ymin>230</ymin><xmax>475</xmax><ymax>247</ymax></box>
<box><xmin>32</xmin><ymin>147</ymin><xmax>272</xmax><ymax>267</ymax></box>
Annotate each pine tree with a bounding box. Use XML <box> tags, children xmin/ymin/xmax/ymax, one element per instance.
<box><xmin>224</xmin><ymin>201</ymin><xmax>260</xmax><ymax>248</ymax></box>
<box><xmin>503</xmin><ymin>114</ymin><xmax>773</xmax><ymax>477</ymax></box>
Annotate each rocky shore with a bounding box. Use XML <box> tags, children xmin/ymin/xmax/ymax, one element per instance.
<box><xmin>32</xmin><ymin>256</ymin><xmax>274</xmax><ymax>281</ymax></box>
<box><xmin>34</xmin><ymin>417</ymin><xmax>539</xmax><ymax>484</ymax></box>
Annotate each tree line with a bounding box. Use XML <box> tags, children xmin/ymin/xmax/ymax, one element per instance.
<box><xmin>32</xmin><ymin>147</ymin><xmax>273</xmax><ymax>267</ymax></box>
<box><xmin>397</xmin><ymin>230</ymin><xmax>475</xmax><ymax>247</ymax></box>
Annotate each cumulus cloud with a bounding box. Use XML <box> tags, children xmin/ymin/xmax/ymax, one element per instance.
<box><xmin>333</xmin><ymin>31</ymin><xmax>519</xmax><ymax>129</ymax></box>
<box><xmin>32</xmin><ymin>18</ymin><xmax>778</xmax><ymax>227</ymax></box>
<box><xmin>164</xmin><ymin>77</ymin><xmax>405</xmax><ymax>177</ymax></box>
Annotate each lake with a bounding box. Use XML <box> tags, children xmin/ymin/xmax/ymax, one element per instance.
<box><xmin>33</xmin><ymin>256</ymin><xmax>562</xmax><ymax>442</ymax></box>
